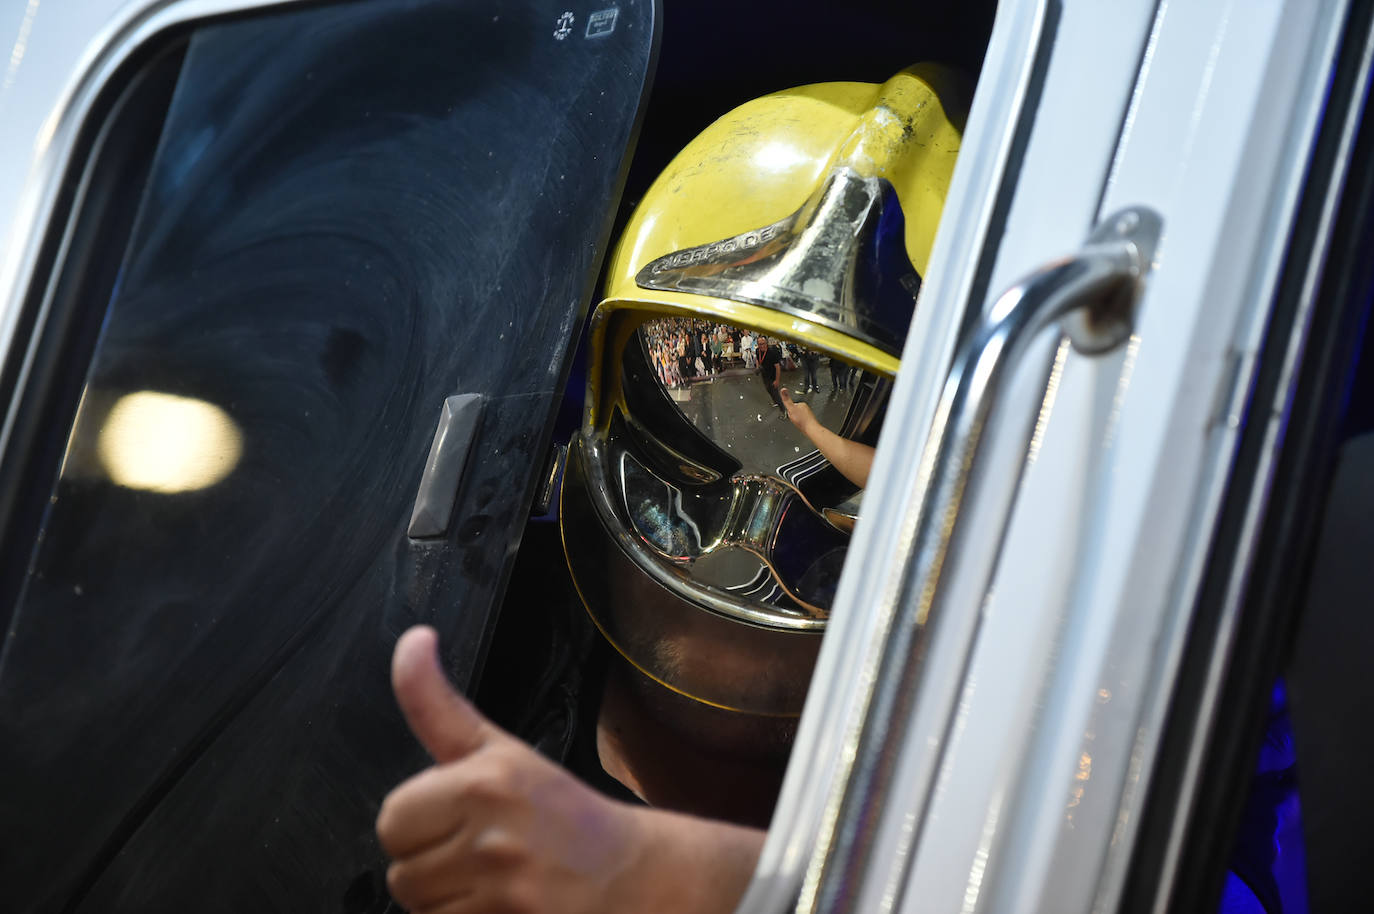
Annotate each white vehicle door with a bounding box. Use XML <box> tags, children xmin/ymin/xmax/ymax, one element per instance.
<box><xmin>739</xmin><ymin>0</ymin><xmax>1369</xmax><ymax>911</ymax></box>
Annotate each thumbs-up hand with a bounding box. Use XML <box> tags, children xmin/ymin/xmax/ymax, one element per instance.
<box><xmin>389</xmin><ymin>625</ymin><xmax>491</xmax><ymax>764</ymax></box>
<box><xmin>376</xmin><ymin>626</ymin><xmax>767</xmax><ymax>914</ymax></box>
<box><xmin>377</xmin><ymin>626</ymin><xmax>642</xmax><ymax>913</ymax></box>
<box><xmin>779</xmin><ymin>388</ymin><xmax>816</xmax><ymax>432</ymax></box>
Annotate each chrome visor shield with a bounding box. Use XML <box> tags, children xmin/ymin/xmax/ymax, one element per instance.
<box><xmin>562</xmin><ymin>312</ymin><xmax>890</xmax><ymax>715</ymax></box>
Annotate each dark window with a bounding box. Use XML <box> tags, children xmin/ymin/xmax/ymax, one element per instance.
<box><xmin>0</xmin><ymin>2</ymin><xmax>653</xmax><ymax>910</ymax></box>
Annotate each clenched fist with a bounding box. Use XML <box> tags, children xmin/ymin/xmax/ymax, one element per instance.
<box><xmin>376</xmin><ymin>626</ymin><xmax>764</xmax><ymax>914</ymax></box>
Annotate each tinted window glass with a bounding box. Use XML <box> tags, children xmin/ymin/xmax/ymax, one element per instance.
<box><xmin>0</xmin><ymin>1</ymin><xmax>653</xmax><ymax>910</ymax></box>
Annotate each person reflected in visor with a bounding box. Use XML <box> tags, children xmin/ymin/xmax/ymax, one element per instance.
<box><xmin>756</xmin><ymin>336</ymin><xmax>786</xmax><ymax>418</ymax></box>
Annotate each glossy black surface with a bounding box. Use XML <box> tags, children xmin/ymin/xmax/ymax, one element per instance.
<box><xmin>0</xmin><ymin>1</ymin><xmax>654</xmax><ymax>910</ymax></box>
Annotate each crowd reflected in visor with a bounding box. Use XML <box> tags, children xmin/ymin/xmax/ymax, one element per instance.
<box><xmin>633</xmin><ymin>317</ymin><xmax>866</xmax><ymax>480</ymax></box>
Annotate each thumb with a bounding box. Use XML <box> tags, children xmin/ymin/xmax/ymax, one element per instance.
<box><xmin>780</xmin><ymin>387</ymin><xmax>793</xmax><ymax>404</ymax></box>
<box><xmin>391</xmin><ymin>625</ymin><xmax>492</xmax><ymax>763</ymax></box>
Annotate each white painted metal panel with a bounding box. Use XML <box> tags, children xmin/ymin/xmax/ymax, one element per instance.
<box><xmin>894</xmin><ymin>1</ymin><xmax>1347</xmax><ymax>913</ymax></box>
<box><xmin>738</xmin><ymin>0</ymin><xmax>1060</xmax><ymax>909</ymax></box>
<box><xmin>868</xmin><ymin>0</ymin><xmax>1172</xmax><ymax>895</ymax></box>
<box><xmin>743</xmin><ymin>0</ymin><xmax>1164</xmax><ymax>911</ymax></box>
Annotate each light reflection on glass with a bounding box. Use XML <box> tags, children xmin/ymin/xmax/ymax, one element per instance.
<box><xmin>96</xmin><ymin>391</ymin><xmax>242</xmax><ymax>493</ymax></box>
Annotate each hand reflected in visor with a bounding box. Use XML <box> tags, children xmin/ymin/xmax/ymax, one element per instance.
<box><xmin>780</xmin><ymin>387</ymin><xmax>874</xmax><ymax>488</ymax></box>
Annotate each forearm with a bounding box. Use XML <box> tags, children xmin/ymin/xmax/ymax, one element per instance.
<box><xmin>798</xmin><ymin>418</ymin><xmax>874</xmax><ymax>488</ymax></box>
<box><xmin>616</xmin><ymin>808</ymin><xmax>765</xmax><ymax>914</ymax></box>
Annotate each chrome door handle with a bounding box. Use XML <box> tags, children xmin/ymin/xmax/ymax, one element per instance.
<box><xmin>803</xmin><ymin>207</ymin><xmax>1161</xmax><ymax>913</ymax></box>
